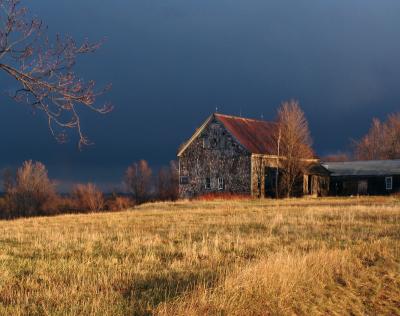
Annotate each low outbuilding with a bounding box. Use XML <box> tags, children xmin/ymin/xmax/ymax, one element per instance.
<box><xmin>322</xmin><ymin>160</ymin><xmax>400</xmax><ymax>195</ymax></box>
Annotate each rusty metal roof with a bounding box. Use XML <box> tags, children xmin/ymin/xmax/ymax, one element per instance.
<box><xmin>215</xmin><ymin>113</ymin><xmax>277</xmax><ymax>154</ymax></box>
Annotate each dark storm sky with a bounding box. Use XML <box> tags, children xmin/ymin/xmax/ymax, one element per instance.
<box><xmin>1</xmin><ymin>0</ymin><xmax>400</xmax><ymax>190</ymax></box>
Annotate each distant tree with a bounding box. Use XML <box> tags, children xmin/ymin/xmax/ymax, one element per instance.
<box><xmin>354</xmin><ymin>118</ymin><xmax>386</xmax><ymax>160</ymax></box>
<box><xmin>322</xmin><ymin>152</ymin><xmax>350</xmax><ymax>162</ymax></box>
<box><xmin>157</xmin><ymin>161</ymin><xmax>179</xmax><ymax>201</ymax></box>
<box><xmin>354</xmin><ymin>113</ymin><xmax>400</xmax><ymax>160</ymax></box>
<box><xmin>0</xmin><ymin>0</ymin><xmax>111</xmax><ymax>147</ymax></box>
<box><xmin>124</xmin><ymin>160</ymin><xmax>153</xmax><ymax>203</ymax></box>
<box><xmin>1</xmin><ymin>168</ymin><xmax>14</xmax><ymax>217</ymax></box>
<box><xmin>274</xmin><ymin>100</ymin><xmax>313</xmax><ymax>197</ymax></box>
<box><xmin>7</xmin><ymin>160</ymin><xmax>58</xmax><ymax>217</ymax></box>
<box><xmin>2</xmin><ymin>168</ymin><xmax>14</xmax><ymax>193</ymax></box>
<box><xmin>72</xmin><ymin>183</ymin><xmax>104</xmax><ymax>212</ymax></box>
<box><xmin>384</xmin><ymin>113</ymin><xmax>400</xmax><ymax>159</ymax></box>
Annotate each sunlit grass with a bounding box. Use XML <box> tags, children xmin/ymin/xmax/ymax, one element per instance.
<box><xmin>0</xmin><ymin>197</ymin><xmax>398</xmax><ymax>315</ymax></box>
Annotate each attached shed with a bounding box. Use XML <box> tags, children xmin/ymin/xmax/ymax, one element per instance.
<box><xmin>304</xmin><ymin>163</ymin><xmax>331</xmax><ymax>197</ymax></box>
<box><xmin>322</xmin><ymin>160</ymin><xmax>400</xmax><ymax>196</ymax></box>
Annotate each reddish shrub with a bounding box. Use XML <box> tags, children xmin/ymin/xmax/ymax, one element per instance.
<box><xmin>106</xmin><ymin>196</ymin><xmax>135</xmax><ymax>211</ymax></box>
<box><xmin>72</xmin><ymin>183</ymin><xmax>104</xmax><ymax>212</ymax></box>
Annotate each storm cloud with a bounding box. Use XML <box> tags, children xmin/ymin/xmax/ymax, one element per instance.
<box><xmin>0</xmin><ymin>0</ymin><xmax>399</xmax><ymax>190</ymax></box>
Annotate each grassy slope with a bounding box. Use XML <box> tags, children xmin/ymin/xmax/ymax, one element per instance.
<box><xmin>0</xmin><ymin>197</ymin><xmax>398</xmax><ymax>315</ymax></box>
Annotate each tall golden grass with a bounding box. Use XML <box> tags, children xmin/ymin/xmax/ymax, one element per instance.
<box><xmin>0</xmin><ymin>197</ymin><xmax>398</xmax><ymax>315</ymax></box>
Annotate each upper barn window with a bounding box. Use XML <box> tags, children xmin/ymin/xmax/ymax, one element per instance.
<box><xmin>385</xmin><ymin>176</ymin><xmax>393</xmax><ymax>190</ymax></box>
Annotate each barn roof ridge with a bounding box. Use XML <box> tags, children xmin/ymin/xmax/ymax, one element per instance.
<box><xmin>213</xmin><ymin>112</ymin><xmax>277</xmax><ymax>154</ymax></box>
<box><xmin>178</xmin><ymin>112</ymin><xmax>278</xmax><ymax>156</ymax></box>
<box><xmin>214</xmin><ymin>112</ymin><xmax>275</xmax><ymax>124</ymax></box>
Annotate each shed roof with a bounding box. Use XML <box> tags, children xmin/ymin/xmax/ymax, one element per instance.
<box><xmin>322</xmin><ymin>160</ymin><xmax>400</xmax><ymax>176</ymax></box>
<box><xmin>214</xmin><ymin>114</ymin><xmax>277</xmax><ymax>154</ymax></box>
<box><xmin>306</xmin><ymin>163</ymin><xmax>331</xmax><ymax>176</ymax></box>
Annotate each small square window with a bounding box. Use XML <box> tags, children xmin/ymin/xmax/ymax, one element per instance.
<box><xmin>205</xmin><ymin>178</ymin><xmax>211</xmax><ymax>190</ymax></box>
<box><xmin>385</xmin><ymin>176</ymin><xmax>393</xmax><ymax>190</ymax></box>
<box><xmin>180</xmin><ymin>176</ymin><xmax>189</xmax><ymax>185</ymax></box>
<box><xmin>218</xmin><ymin>178</ymin><xmax>225</xmax><ymax>190</ymax></box>
<box><xmin>203</xmin><ymin>138</ymin><xmax>210</xmax><ymax>149</ymax></box>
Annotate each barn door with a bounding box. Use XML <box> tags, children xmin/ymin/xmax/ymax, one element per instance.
<box><xmin>357</xmin><ymin>180</ymin><xmax>368</xmax><ymax>195</ymax></box>
<box><xmin>265</xmin><ymin>167</ymin><xmax>278</xmax><ymax>198</ymax></box>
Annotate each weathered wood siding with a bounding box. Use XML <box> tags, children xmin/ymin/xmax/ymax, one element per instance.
<box><xmin>251</xmin><ymin>155</ymin><xmax>279</xmax><ymax>198</ymax></box>
<box><xmin>179</xmin><ymin>118</ymin><xmax>251</xmax><ymax>198</ymax></box>
<box><xmin>304</xmin><ymin>175</ymin><xmax>330</xmax><ymax>197</ymax></box>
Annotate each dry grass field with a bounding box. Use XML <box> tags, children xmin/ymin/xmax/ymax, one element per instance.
<box><xmin>0</xmin><ymin>197</ymin><xmax>399</xmax><ymax>315</ymax></box>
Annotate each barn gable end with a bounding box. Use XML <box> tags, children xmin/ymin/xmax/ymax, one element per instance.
<box><xmin>178</xmin><ymin>114</ymin><xmax>252</xmax><ymax>198</ymax></box>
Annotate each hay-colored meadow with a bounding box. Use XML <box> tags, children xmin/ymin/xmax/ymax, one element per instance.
<box><xmin>0</xmin><ymin>197</ymin><xmax>399</xmax><ymax>315</ymax></box>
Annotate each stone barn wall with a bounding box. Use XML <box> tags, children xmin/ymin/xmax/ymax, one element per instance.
<box><xmin>179</xmin><ymin>118</ymin><xmax>251</xmax><ymax>198</ymax></box>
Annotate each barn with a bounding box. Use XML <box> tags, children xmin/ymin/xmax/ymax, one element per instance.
<box><xmin>177</xmin><ymin>113</ymin><xmax>330</xmax><ymax>198</ymax></box>
<box><xmin>322</xmin><ymin>160</ymin><xmax>400</xmax><ymax>195</ymax></box>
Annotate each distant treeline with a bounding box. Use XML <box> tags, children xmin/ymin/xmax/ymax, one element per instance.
<box><xmin>323</xmin><ymin>112</ymin><xmax>400</xmax><ymax>162</ymax></box>
<box><xmin>0</xmin><ymin>160</ymin><xmax>178</xmax><ymax>219</ymax></box>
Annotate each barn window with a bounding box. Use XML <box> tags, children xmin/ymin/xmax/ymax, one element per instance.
<box><xmin>385</xmin><ymin>177</ymin><xmax>393</xmax><ymax>190</ymax></box>
<box><xmin>203</xmin><ymin>138</ymin><xmax>210</xmax><ymax>149</ymax></box>
<box><xmin>205</xmin><ymin>178</ymin><xmax>211</xmax><ymax>190</ymax></box>
<box><xmin>180</xmin><ymin>176</ymin><xmax>189</xmax><ymax>185</ymax></box>
<box><xmin>218</xmin><ymin>178</ymin><xmax>225</xmax><ymax>190</ymax></box>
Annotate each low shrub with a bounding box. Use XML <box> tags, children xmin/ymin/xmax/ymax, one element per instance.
<box><xmin>105</xmin><ymin>196</ymin><xmax>135</xmax><ymax>211</ymax></box>
<box><xmin>72</xmin><ymin>183</ymin><xmax>104</xmax><ymax>212</ymax></box>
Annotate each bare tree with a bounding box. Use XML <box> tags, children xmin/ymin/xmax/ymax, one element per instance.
<box><xmin>1</xmin><ymin>167</ymin><xmax>14</xmax><ymax>217</ymax></box>
<box><xmin>72</xmin><ymin>183</ymin><xmax>104</xmax><ymax>212</ymax></box>
<box><xmin>0</xmin><ymin>0</ymin><xmax>111</xmax><ymax>147</ymax></box>
<box><xmin>354</xmin><ymin>118</ymin><xmax>386</xmax><ymax>160</ymax></box>
<box><xmin>354</xmin><ymin>113</ymin><xmax>400</xmax><ymax>160</ymax></box>
<box><xmin>124</xmin><ymin>160</ymin><xmax>153</xmax><ymax>204</ymax></box>
<box><xmin>2</xmin><ymin>167</ymin><xmax>14</xmax><ymax>192</ymax></box>
<box><xmin>274</xmin><ymin>100</ymin><xmax>313</xmax><ymax>197</ymax></box>
<box><xmin>384</xmin><ymin>113</ymin><xmax>400</xmax><ymax>159</ymax></box>
<box><xmin>7</xmin><ymin>160</ymin><xmax>57</xmax><ymax>217</ymax></box>
<box><xmin>157</xmin><ymin>161</ymin><xmax>179</xmax><ymax>201</ymax></box>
